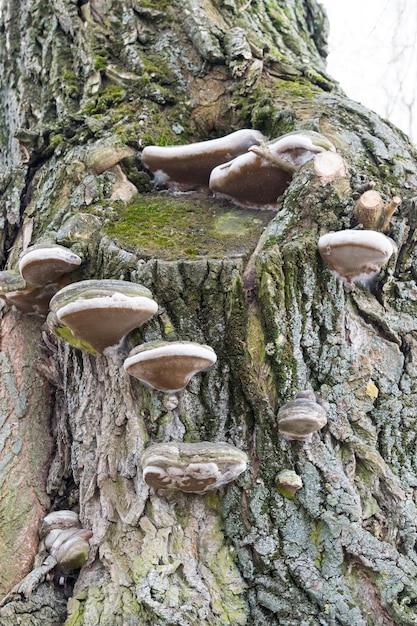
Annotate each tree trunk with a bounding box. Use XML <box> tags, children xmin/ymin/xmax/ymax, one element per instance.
<box><xmin>1</xmin><ymin>1</ymin><xmax>417</xmax><ymax>625</ymax></box>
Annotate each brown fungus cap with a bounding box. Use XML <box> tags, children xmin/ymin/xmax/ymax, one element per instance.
<box><xmin>318</xmin><ymin>229</ymin><xmax>396</xmax><ymax>284</ymax></box>
<box><xmin>123</xmin><ymin>340</ymin><xmax>217</xmax><ymax>393</ymax></box>
<box><xmin>278</xmin><ymin>395</ymin><xmax>328</xmax><ymax>442</ymax></box>
<box><xmin>209</xmin><ymin>130</ymin><xmax>335</xmax><ymax>208</ymax></box>
<box><xmin>141</xmin><ymin>129</ymin><xmax>266</xmax><ymax>189</ymax></box>
<box><xmin>51</xmin><ymin>529</ymin><xmax>93</xmax><ymax>573</ymax></box>
<box><xmin>141</xmin><ymin>441</ymin><xmax>248</xmax><ymax>493</ymax></box>
<box><xmin>19</xmin><ymin>243</ymin><xmax>81</xmax><ymax>287</ymax></box>
<box><xmin>4</xmin><ymin>276</ymin><xmax>71</xmax><ymax>316</ymax></box>
<box><xmin>49</xmin><ymin>279</ymin><xmax>158</xmax><ymax>354</ymax></box>
<box><xmin>40</xmin><ymin>510</ymin><xmax>80</xmax><ymax>540</ymax></box>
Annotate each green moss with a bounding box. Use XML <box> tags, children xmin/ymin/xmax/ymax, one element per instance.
<box><xmin>276</xmin><ymin>78</ymin><xmax>319</xmax><ymax>100</ymax></box>
<box><xmin>65</xmin><ymin>596</ymin><xmax>85</xmax><ymax>626</ymax></box>
<box><xmin>94</xmin><ymin>56</ymin><xmax>107</xmax><ymax>71</ymax></box>
<box><xmin>82</xmin><ymin>86</ymin><xmax>126</xmax><ymax>116</ymax></box>
<box><xmin>105</xmin><ymin>194</ymin><xmax>274</xmax><ymax>260</ymax></box>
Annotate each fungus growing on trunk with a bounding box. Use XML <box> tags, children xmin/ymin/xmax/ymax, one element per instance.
<box><xmin>48</xmin><ymin>279</ymin><xmax>158</xmax><ymax>353</ymax></box>
<box><xmin>5</xmin><ymin>280</ymin><xmax>70</xmax><ymax>316</ymax></box>
<box><xmin>40</xmin><ymin>510</ymin><xmax>92</xmax><ymax>577</ymax></box>
<box><xmin>278</xmin><ymin>391</ymin><xmax>328</xmax><ymax>441</ymax></box>
<box><xmin>141</xmin><ymin>442</ymin><xmax>248</xmax><ymax>493</ymax></box>
<box><xmin>276</xmin><ymin>470</ymin><xmax>303</xmax><ymax>497</ymax></box>
<box><xmin>123</xmin><ymin>340</ymin><xmax>217</xmax><ymax>392</ymax></box>
<box><xmin>141</xmin><ymin>128</ymin><xmax>266</xmax><ymax>188</ymax></box>
<box><xmin>18</xmin><ymin>244</ymin><xmax>81</xmax><ymax>287</ymax></box>
<box><xmin>318</xmin><ymin>229</ymin><xmax>396</xmax><ymax>285</ymax></box>
<box><xmin>209</xmin><ymin>130</ymin><xmax>336</xmax><ymax>207</ymax></box>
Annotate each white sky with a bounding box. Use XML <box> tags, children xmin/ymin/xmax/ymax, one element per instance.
<box><xmin>319</xmin><ymin>0</ymin><xmax>417</xmax><ymax>142</ymax></box>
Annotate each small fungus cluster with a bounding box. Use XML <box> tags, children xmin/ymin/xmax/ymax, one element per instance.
<box><xmin>142</xmin><ymin>129</ymin><xmax>336</xmax><ymax>208</ymax></box>
<box><xmin>40</xmin><ymin>510</ymin><xmax>92</xmax><ymax>581</ymax></box>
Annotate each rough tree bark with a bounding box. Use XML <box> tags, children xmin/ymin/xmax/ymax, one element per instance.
<box><xmin>1</xmin><ymin>1</ymin><xmax>417</xmax><ymax>625</ymax></box>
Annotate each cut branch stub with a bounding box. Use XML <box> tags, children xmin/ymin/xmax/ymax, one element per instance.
<box><xmin>209</xmin><ymin>130</ymin><xmax>336</xmax><ymax>208</ymax></box>
<box><xmin>48</xmin><ymin>279</ymin><xmax>158</xmax><ymax>353</ymax></box>
<box><xmin>141</xmin><ymin>442</ymin><xmax>248</xmax><ymax>493</ymax></box>
<box><xmin>18</xmin><ymin>244</ymin><xmax>82</xmax><ymax>287</ymax></box>
<box><xmin>353</xmin><ymin>190</ymin><xmax>401</xmax><ymax>231</ymax></box>
<box><xmin>141</xmin><ymin>128</ymin><xmax>266</xmax><ymax>189</ymax></box>
<box><xmin>318</xmin><ymin>229</ymin><xmax>396</xmax><ymax>284</ymax></box>
<box><xmin>124</xmin><ymin>340</ymin><xmax>217</xmax><ymax>393</ymax></box>
<box><xmin>277</xmin><ymin>391</ymin><xmax>328</xmax><ymax>441</ymax></box>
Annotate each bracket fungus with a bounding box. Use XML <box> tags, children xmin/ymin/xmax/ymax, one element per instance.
<box><xmin>209</xmin><ymin>130</ymin><xmax>336</xmax><ymax>208</ymax></box>
<box><xmin>48</xmin><ymin>279</ymin><xmax>158</xmax><ymax>353</ymax></box>
<box><xmin>0</xmin><ymin>270</ymin><xmax>72</xmax><ymax>316</ymax></box>
<box><xmin>278</xmin><ymin>390</ymin><xmax>328</xmax><ymax>441</ymax></box>
<box><xmin>141</xmin><ymin>442</ymin><xmax>248</xmax><ymax>493</ymax></box>
<box><xmin>40</xmin><ymin>510</ymin><xmax>92</xmax><ymax>576</ymax></box>
<box><xmin>124</xmin><ymin>340</ymin><xmax>217</xmax><ymax>393</ymax></box>
<box><xmin>5</xmin><ymin>280</ymin><xmax>71</xmax><ymax>316</ymax></box>
<box><xmin>318</xmin><ymin>229</ymin><xmax>396</xmax><ymax>285</ymax></box>
<box><xmin>141</xmin><ymin>128</ymin><xmax>266</xmax><ymax>189</ymax></box>
<box><xmin>276</xmin><ymin>469</ymin><xmax>303</xmax><ymax>497</ymax></box>
<box><xmin>18</xmin><ymin>244</ymin><xmax>81</xmax><ymax>287</ymax></box>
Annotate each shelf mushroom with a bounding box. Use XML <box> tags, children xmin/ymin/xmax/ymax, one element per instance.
<box><xmin>5</xmin><ymin>280</ymin><xmax>71</xmax><ymax>316</ymax></box>
<box><xmin>141</xmin><ymin>128</ymin><xmax>266</xmax><ymax>189</ymax></box>
<box><xmin>18</xmin><ymin>243</ymin><xmax>81</xmax><ymax>287</ymax></box>
<box><xmin>276</xmin><ymin>469</ymin><xmax>303</xmax><ymax>497</ymax></box>
<box><xmin>48</xmin><ymin>279</ymin><xmax>158</xmax><ymax>353</ymax></box>
<box><xmin>141</xmin><ymin>441</ymin><xmax>248</xmax><ymax>493</ymax></box>
<box><xmin>278</xmin><ymin>390</ymin><xmax>328</xmax><ymax>441</ymax></box>
<box><xmin>0</xmin><ymin>242</ymin><xmax>81</xmax><ymax>316</ymax></box>
<box><xmin>209</xmin><ymin>130</ymin><xmax>336</xmax><ymax>208</ymax></box>
<box><xmin>318</xmin><ymin>229</ymin><xmax>396</xmax><ymax>285</ymax></box>
<box><xmin>123</xmin><ymin>340</ymin><xmax>217</xmax><ymax>393</ymax></box>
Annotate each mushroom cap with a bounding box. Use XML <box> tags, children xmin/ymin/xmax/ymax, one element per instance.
<box><xmin>4</xmin><ymin>277</ymin><xmax>71</xmax><ymax>316</ymax></box>
<box><xmin>141</xmin><ymin>128</ymin><xmax>266</xmax><ymax>188</ymax></box>
<box><xmin>278</xmin><ymin>397</ymin><xmax>328</xmax><ymax>441</ymax></box>
<box><xmin>42</xmin><ymin>527</ymin><xmax>92</xmax><ymax>572</ymax></box>
<box><xmin>44</xmin><ymin>527</ymin><xmax>81</xmax><ymax>553</ymax></box>
<box><xmin>40</xmin><ymin>510</ymin><xmax>80</xmax><ymax>539</ymax></box>
<box><xmin>19</xmin><ymin>243</ymin><xmax>81</xmax><ymax>286</ymax></box>
<box><xmin>209</xmin><ymin>150</ymin><xmax>292</xmax><ymax>207</ymax></box>
<box><xmin>123</xmin><ymin>340</ymin><xmax>217</xmax><ymax>392</ymax></box>
<box><xmin>209</xmin><ymin>130</ymin><xmax>335</xmax><ymax>207</ymax></box>
<box><xmin>141</xmin><ymin>441</ymin><xmax>248</xmax><ymax>493</ymax></box>
<box><xmin>276</xmin><ymin>469</ymin><xmax>303</xmax><ymax>496</ymax></box>
<box><xmin>51</xmin><ymin>529</ymin><xmax>92</xmax><ymax>572</ymax></box>
<box><xmin>318</xmin><ymin>230</ymin><xmax>396</xmax><ymax>282</ymax></box>
<box><xmin>49</xmin><ymin>279</ymin><xmax>158</xmax><ymax>353</ymax></box>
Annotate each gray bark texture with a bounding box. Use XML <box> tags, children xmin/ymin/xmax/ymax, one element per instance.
<box><xmin>1</xmin><ymin>0</ymin><xmax>417</xmax><ymax>624</ymax></box>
